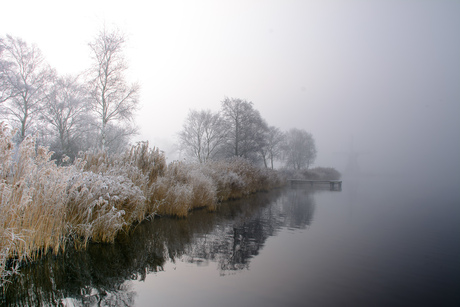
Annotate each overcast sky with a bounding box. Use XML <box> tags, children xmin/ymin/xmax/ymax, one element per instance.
<box><xmin>1</xmin><ymin>0</ymin><xmax>459</xmax><ymax>177</ymax></box>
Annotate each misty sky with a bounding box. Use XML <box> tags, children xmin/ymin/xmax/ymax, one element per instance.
<box><xmin>1</xmin><ymin>0</ymin><xmax>459</xmax><ymax>177</ymax></box>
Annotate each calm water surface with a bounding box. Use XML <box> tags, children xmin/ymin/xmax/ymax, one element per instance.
<box><xmin>3</xmin><ymin>175</ymin><xmax>460</xmax><ymax>306</ymax></box>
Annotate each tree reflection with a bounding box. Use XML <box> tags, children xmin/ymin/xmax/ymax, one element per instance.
<box><xmin>2</xmin><ymin>186</ymin><xmax>317</xmax><ymax>306</ymax></box>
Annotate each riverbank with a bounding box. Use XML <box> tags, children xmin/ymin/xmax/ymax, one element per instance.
<box><xmin>0</xmin><ymin>125</ymin><xmax>285</xmax><ymax>287</ymax></box>
<box><xmin>0</xmin><ymin>124</ymin><xmax>340</xmax><ymax>289</ymax></box>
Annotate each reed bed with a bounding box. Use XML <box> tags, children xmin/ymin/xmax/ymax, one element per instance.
<box><xmin>1</xmin><ymin>124</ymin><xmax>71</xmax><ymax>286</ymax></box>
<box><xmin>151</xmin><ymin>161</ymin><xmax>217</xmax><ymax>217</ymax></box>
<box><xmin>0</xmin><ymin>124</ymin><xmax>286</xmax><ymax>288</ymax></box>
<box><xmin>80</xmin><ymin>142</ymin><xmax>167</xmax><ymax>217</ymax></box>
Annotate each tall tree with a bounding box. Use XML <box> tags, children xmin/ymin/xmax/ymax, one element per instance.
<box><xmin>221</xmin><ymin>97</ymin><xmax>268</xmax><ymax>162</ymax></box>
<box><xmin>0</xmin><ymin>35</ymin><xmax>53</xmax><ymax>141</ymax></box>
<box><xmin>283</xmin><ymin>128</ymin><xmax>317</xmax><ymax>170</ymax></box>
<box><xmin>260</xmin><ymin>126</ymin><xmax>285</xmax><ymax>169</ymax></box>
<box><xmin>41</xmin><ymin>74</ymin><xmax>93</xmax><ymax>161</ymax></box>
<box><xmin>87</xmin><ymin>28</ymin><xmax>139</xmax><ymax>152</ymax></box>
<box><xmin>178</xmin><ymin>109</ymin><xmax>227</xmax><ymax>163</ymax></box>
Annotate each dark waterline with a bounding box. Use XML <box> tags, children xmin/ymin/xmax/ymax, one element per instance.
<box><xmin>2</xmin><ymin>175</ymin><xmax>460</xmax><ymax>306</ymax></box>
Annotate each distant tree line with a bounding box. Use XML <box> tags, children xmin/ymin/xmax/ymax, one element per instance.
<box><xmin>178</xmin><ymin>97</ymin><xmax>317</xmax><ymax>169</ymax></box>
<box><xmin>0</xmin><ymin>29</ymin><xmax>138</xmax><ymax>161</ymax></box>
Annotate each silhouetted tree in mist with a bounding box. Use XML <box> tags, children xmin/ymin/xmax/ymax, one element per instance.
<box><xmin>41</xmin><ymin>75</ymin><xmax>95</xmax><ymax>161</ymax></box>
<box><xmin>283</xmin><ymin>128</ymin><xmax>317</xmax><ymax>170</ymax></box>
<box><xmin>221</xmin><ymin>97</ymin><xmax>268</xmax><ymax>163</ymax></box>
<box><xmin>178</xmin><ymin>109</ymin><xmax>227</xmax><ymax>163</ymax></box>
<box><xmin>260</xmin><ymin>126</ymin><xmax>285</xmax><ymax>169</ymax></box>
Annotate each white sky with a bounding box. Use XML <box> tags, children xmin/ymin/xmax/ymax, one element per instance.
<box><xmin>1</xmin><ymin>0</ymin><xmax>459</xmax><ymax>176</ymax></box>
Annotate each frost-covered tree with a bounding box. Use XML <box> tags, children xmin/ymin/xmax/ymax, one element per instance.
<box><xmin>260</xmin><ymin>126</ymin><xmax>285</xmax><ymax>169</ymax></box>
<box><xmin>283</xmin><ymin>128</ymin><xmax>317</xmax><ymax>170</ymax></box>
<box><xmin>178</xmin><ymin>109</ymin><xmax>227</xmax><ymax>163</ymax></box>
<box><xmin>0</xmin><ymin>35</ymin><xmax>54</xmax><ymax>141</ymax></box>
<box><xmin>87</xmin><ymin>28</ymin><xmax>139</xmax><ymax>152</ymax></box>
<box><xmin>0</xmin><ymin>37</ymin><xmax>17</xmax><ymax>104</ymax></box>
<box><xmin>41</xmin><ymin>75</ymin><xmax>94</xmax><ymax>161</ymax></box>
<box><xmin>221</xmin><ymin>97</ymin><xmax>268</xmax><ymax>162</ymax></box>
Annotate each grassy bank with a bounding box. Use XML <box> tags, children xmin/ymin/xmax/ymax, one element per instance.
<box><xmin>0</xmin><ymin>124</ymin><xmax>285</xmax><ymax>287</ymax></box>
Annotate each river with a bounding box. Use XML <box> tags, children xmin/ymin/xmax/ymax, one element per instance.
<box><xmin>2</xmin><ymin>174</ymin><xmax>460</xmax><ymax>306</ymax></box>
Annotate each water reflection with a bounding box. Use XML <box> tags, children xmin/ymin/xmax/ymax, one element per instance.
<box><xmin>2</xmin><ymin>187</ymin><xmax>317</xmax><ymax>306</ymax></box>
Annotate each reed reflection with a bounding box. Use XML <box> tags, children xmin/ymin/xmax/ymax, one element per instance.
<box><xmin>3</xmin><ymin>187</ymin><xmax>317</xmax><ymax>306</ymax></box>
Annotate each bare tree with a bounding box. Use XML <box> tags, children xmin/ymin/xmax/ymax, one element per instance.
<box><xmin>0</xmin><ymin>37</ymin><xmax>16</xmax><ymax>103</ymax></box>
<box><xmin>178</xmin><ymin>109</ymin><xmax>227</xmax><ymax>163</ymax></box>
<box><xmin>283</xmin><ymin>128</ymin><xmax>317</xmax><ymax>170</ymax></box>
<box><xmin>0</xmin><ymin>35</ymin><xmax>54</xmax><ymax>141</ymax></box>
<box><xmin>87</xmin><ymin>28</ymin><xmax>139</xmax><ymax>152</ymax></box>
<box><xmin>260</xmin><ymin>126</ymin><xmax>285</xmax><ymax>169</ymax></box>
<box><xmin>221</xmin><ymin>97</ymin><xmax>268</xmax><ymax>162</ymax></box>
<box><xmin>41</xmin><ymin>74</ymin><xmax>93</xmax><ymax>160</ymax></box>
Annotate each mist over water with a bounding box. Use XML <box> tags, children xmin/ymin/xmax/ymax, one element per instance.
<box><xmin>4</xmin><ymin>172</ymin><xmax>459</xmax><ymax>306</ymax></box>
<box><xmin>1</xmin><ymin>1</ymin><xmax>459</xmax><ymax>305</ymax></box>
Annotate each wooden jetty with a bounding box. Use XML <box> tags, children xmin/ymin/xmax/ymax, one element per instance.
<box><xmin>288</xmin><ymin>179</ymin><xmax>342</xmax><ymax>191</ymax></box>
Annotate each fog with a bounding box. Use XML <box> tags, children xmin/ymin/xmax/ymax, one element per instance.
<box><xmin>1</xmin><ymin>0</ymin><xmax>459</xmax><ymax>179</ymax></box>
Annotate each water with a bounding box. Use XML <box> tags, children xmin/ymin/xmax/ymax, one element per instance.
<box><xmin>3</xmin><ymin>175</ymin><xmax>460</xmax><ymax>306</ymax></box>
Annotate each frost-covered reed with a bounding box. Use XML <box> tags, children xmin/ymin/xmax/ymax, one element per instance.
<box><xmin>1</xmin><ymin>124</ymin><xmax>71</xmax><ymax>286</ymax></box>
<box><xmin>80</xmin><ymin>142</ymin><xmax>167</xmax><ymax>218</ymax></box>
<box><xmin>0</xmin><ymin>124</ymin><xmax>286</xmax><ymax>287</ymax></box>
<box><xmin>150</xmin><ymin>158</ymin><xmax>286</xmax><ymax>217</ymax></box>
<box><xmin>151</xmin><ymin>161</ymin><xmax>217</xmax><ymax>217</ymax></box>
<box><xmin>0</xmin><ymin>129</ymin><xmax>164</xmax><ymax>286</ymax></box>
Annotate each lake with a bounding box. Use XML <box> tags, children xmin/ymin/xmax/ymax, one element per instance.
<box><xmin>2</xmin><ymin>174</ymin><xmax>460</xmax><ymax>306</ymax></box>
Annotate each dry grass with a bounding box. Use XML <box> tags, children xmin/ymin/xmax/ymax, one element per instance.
<box><xmin>149</xmin><ymin>158</ymin><xmax>285</xmax><ymax>217</ymax></box>
<box><xmin>151</xmin><ymin>161</ymin><xmax>216</xmax><ymax>217</ymax></box>
<box><xmin>0</xmin><ymin>128</ymin><xmax>164</xmax><ymax>286</ymax></box>
<box><xmin>0</xmin><ymin>124</ymin><xmax>286</xmax><ymax>287</ymax></box>
<box><xmin>65</xmin><ymin>172</ymin><xmax>147</xmax><ymax>245</ymax></box>
<box><xmin>201</xmin><ymin>157</ymin><xmax>286</xmax><ymax>201</ymax></box>
<box><xmin>1</xmin><ymin>124</ymin><xmax>72</xmax><ymax>285</ymax></box>
<box><xmin>80</xmin><ymin>142</ymin><xmax>167</xmax><ymax>217</ymax></box>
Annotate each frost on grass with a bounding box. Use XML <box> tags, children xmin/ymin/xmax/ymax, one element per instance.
<box><xmin>0</xmin><ymin>125</ymin><xmax>152</xmax><ymax>287</ymax></box>
<box><xmin>151</xmin><ymin>158</ymin><xmax>286</xmax><ymax>217</ymax></box>
<box><xmin>66</xmin><ymin>172</ymin><xmax>146</xmax><ymax>244</ymax></box>
<box><xmin>80</xmin><ymin>142</ymin><xmax>166</xmax><ymax>214</ymax></box>
<box><xmin>0</xmin><ymin>124</ymin><xmax>70</xmax><ymax>286</ymax></box>
<box><xmin>0</xmin><ymin>123</ymin><xmax>287</xmax><ymax>288</ymax></box>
